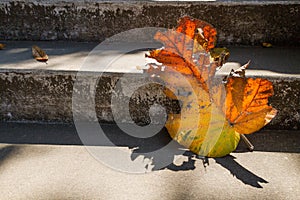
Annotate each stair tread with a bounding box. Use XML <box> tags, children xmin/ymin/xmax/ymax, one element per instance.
<box><xmin>0</xmin><ymin>41</ymin><xmax>299</xmax><ymax>77</ymax></box>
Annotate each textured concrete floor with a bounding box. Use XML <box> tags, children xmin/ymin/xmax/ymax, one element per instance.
<box><xmin>0</xmin><ymin>122</ymin><xmax>299</xmax><ymax>199</ymax></box>
<box><xmin>0</xmin><ymin>143</ymin><xmax>299</xmax><ymax>200</ymax></box>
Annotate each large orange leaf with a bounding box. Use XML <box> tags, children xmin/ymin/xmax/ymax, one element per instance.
<box><xmin>146</xmin><ymin>16</ymin><xmax>277</xmax><ymax>157</ymax></box>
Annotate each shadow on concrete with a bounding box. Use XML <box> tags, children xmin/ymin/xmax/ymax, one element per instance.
<box><xmin>214</xmin><ymin>155</ymin><xmax>268</xmax><ymax>188</ymax></box>
<box><xmin>1</xmin><ymin>122</ymin><xmax>299</xmax><ymax>188</ymax></box>
<box><xmin>1</xmin><ymin>122</ymin><xmax>298</xmax><ymax>152</ymax></box>
<box><xmin>131</xmin><ymin>146</ymin><xmax>269</xmax><ymax>188</ymax></box>
<box><xmin>0</xmin><ymin>145</ymin><xmax>20</xmax><ymax>169</ymax></box>
<box><xmin>0</xmin><ymin>122</ymin><xmax>270</xmax><ymax>188</ymax></box>
<box><xmin>227</xmin><ymin>46</ymin><xmax>300</xmax><ymax>74</ymax></box>
<box><xmin>130</xmin><ymin>144</ymin><xmax>268</xmax><ymax>188</ymax></box>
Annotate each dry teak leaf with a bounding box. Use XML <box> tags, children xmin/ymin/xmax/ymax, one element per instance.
<box><xmin>32</xmin><ymin>45</ymin><xmax>48</xmax><ymax>63</ymax></box>
<box><xmin>146</xmin><ymin>16</ymin><xmax>277</xmax><ymax>157</ymax></box>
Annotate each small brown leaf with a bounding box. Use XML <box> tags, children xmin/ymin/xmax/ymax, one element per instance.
<box><xmin>32</xmin><ymin>45</ymin><xmax>48</xmax><ymax>63</ymax></box>
<box><xmin>0</xmin><ymin>43</ymin><xmax>5</xmax><ymax>50</ymax></box>
<box><xmin>262</xmin><ymin>42</ymin><xmax>272</xmax><ymax>48</ymax></box>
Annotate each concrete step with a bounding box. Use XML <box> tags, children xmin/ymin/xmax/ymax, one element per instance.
<box><xmin>0</xmin><ymin>122</ymin><xmax>299</xmax><ymax>199</ymax></box>
<box><xmin>0</xmin><ymin>41</ymin><xmax>299</xmax><ymax>129</ymax></box>
<box><xmin>0</xmin><ymin>0</ymin><xmax>299</xmax><ymax>45</ymax></box>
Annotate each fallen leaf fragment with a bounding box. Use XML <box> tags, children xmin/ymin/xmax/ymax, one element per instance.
<box><xmin>262</xmin><ymin>42</ymin><xmax>272</xmax><ymax>48</ymax></box>
<box><xmin>32</xmin><ymin>45</ymin><xmax>48</xmax><ymax>63</ymax></box>
<box><xmin>0</xmin><ymin>43</ymin><xmax>5</xmax><ymax>50</ymax></box>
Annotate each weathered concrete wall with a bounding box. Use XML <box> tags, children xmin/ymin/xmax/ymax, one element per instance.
<box><xmin>0</xmin><ymin>1</ymin><xmax>299</xmax><ymax>45</ymax></box>
<box><xmin>0</xmin><ymin>69</ymin><xmax>299</xmax><ymax>130</ymax></box>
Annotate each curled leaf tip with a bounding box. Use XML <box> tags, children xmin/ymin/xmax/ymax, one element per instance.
<box><xmin>228</xmin><ymin>61</ymin><xmax>251</xmax><ymax>78</ymax></box>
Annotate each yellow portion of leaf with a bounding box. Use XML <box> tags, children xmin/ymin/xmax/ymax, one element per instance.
<box><xmin>161</xmin><ymin>72</ymin><xmax>240</xmax><ymax>157</ymax></box>
<box><xmin>206</xmin><ymin>128</ymin><xmax>240</xmax><ymax>158</ymax></box>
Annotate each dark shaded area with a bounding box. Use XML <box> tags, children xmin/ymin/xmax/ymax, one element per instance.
<box><xmin>0</xmin><ymin>145</ymin><xmax>19</xmax><ymax>167</ymax></box>
<box><xmin>103</xmin><ymin>125</ymin><xmax>173</xmax><ymax>153</ymax></box>
<box><xmin>235</xmin><ymin>130</ymin><xmax>300</xmax><ymax>153</ymax></box>
<box><xmin>1</xmin><ymin>122</ymin><xmax>299</xmax><ymax>152</ymax></box>
<box><xmin>0</xmin><ymin>122</ymin><xmax>82</xmax><ymax>145</ymax></box>
<box><xmin>214</xmin><ymin>155</ymin><xmax>268</xmax><ymax>188</ymax></box>
<box><xmin>227</xmin><ymin>46</ymin><xmax>300</xmax><ymax>74</ymax></box>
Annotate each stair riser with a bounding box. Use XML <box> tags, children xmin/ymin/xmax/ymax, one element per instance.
<box><xmin>1</xmin><ymin>70</ymin><xmax>299</xmax><ymax>130</ymax></box>
<box><xmin>0</xmin><ymin>1</ymin><xmax>299</xmax><ymax>45</ymax></box>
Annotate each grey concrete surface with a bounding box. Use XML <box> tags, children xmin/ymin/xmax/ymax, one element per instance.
<box><xmin>0</xmin><ymin>122</ymin><xmax>299</xmax><ymax>199</ymax></box>
<box><xmin>0</xmin><ymin>41</ymin><xmax>299</xmax><ymax>74</ymax></box>
<box><xmin>0</xmin><ymin>1</ymin><xmax>299</xmax><ymax>45</ymax></box>
<box><xmin>0</xmin><ymin>41</ymin><xmax>299</xmax><ymax>129</ymax></box>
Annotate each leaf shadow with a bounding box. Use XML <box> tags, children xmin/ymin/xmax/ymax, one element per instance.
<box><xmin>0</xmin><ymin>145</ymin><xmax>20</xmax><ymax>169</ymax></box>
<box><xmin>127</xmin><ymin>134</ymin><xmax>268</xmax><ymax>188</ymax></box>
<box><xmin>130</xmin><ymin>143</ymin><xmax>268</xmax><ymax>188</ymax></box>
<box><xmin>214</xmin><ymin>155</ymin><xmax>268</xmax><ymax>188</ymax></box>
<box><xmin>0</xmin><ymin>122</ymin><xmax>270</xmax><ymax>188</ymax></box>
<box><xmin>131</xmin><ymin>147</ymin><xmax>197</xmax><ymax>171</ymax></box>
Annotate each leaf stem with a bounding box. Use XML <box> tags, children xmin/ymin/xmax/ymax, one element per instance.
<box><xmin>240</xmin><ymin>134</ymin><xmax>254</xmax><ymax>151</ymax></box>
